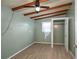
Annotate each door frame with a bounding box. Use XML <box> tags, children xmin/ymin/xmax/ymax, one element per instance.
<box><xmin>51</xmin><ymin>17</ymin><xmax>69</xmax><ymax>51</ymax></box>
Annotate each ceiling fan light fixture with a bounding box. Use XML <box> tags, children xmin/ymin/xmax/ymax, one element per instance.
<box><xmin>36</xmin><ymin>7</ymin><xmax>40</xmax><ymax>12</ymax></box>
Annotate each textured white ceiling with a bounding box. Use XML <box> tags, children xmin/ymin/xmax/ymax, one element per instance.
<box><xmin>2</xmin><ymin>0</ymin><xmax>73</xmax><ymax>19</ymax></box>
<box><xmin>28</xmin><ymin>5</ymin><xmax>70</xmax><ymax>17</ymax></box>
<box><xmin>32</xmin><ymin>11</ymin><xmax>67</xmax><ymax>19</ymax></box>
<box><xmin>2</xmin><ymin>0</ymin><xmax>72</xmax><ymax>8</ymax></box>
<box><xmin>2</xmin><ymin>0</ymin><xmax>33</xmax><ymax>7</ymax></box>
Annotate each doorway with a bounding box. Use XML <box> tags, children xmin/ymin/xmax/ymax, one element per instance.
<box><xmin>53</xmin><ymin>20</ymin><xmax>65</xmax><ymax>45</ymax></box>
<box><xmin>51</xmin><ymin>17</ymin><xmax>69</xmax><ymax>51</ymax></box>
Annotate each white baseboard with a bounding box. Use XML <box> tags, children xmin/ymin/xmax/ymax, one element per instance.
<box><xmin>34</xmin><ymin>41</ymin><xmax>51</xmax><ymax>44</ymax></box>
<box><xmin>34</xmin><ymin>42</ymin><xmax>64</xmax><ymax>45</ymax></box>
<box><xmin>53</xmin><ymin>43</ymin><xmax>64</xmax><ymax>45</ymax></box>
<box><xmin>7</xmin><ymin>42</ymin><xmax>34</xmax><ymax>59</ymax></box>
<box><xmin>69</xmin><ymin>51</ymin><xmax>75</xmax><ymax>59</ymax></box>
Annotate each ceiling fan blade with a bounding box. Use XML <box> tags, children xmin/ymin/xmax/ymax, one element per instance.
<box><xmin>35</xmin><ymin>0</ymin><xmax>40</xmax><ymax>7</ymax></box>
<box><xmin>23</xmin><ymin>6</ymin><xmax>35</xmax><ymax>8</ymax></box>
<box><xmin>40</xmin><ymin>6</ymin><xmax>49</xmax><ymax>8</ymax></box>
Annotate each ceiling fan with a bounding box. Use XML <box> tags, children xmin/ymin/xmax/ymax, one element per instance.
<box><xmin>24</xmin><ymin>0</ymin><xmax>49</xmax><ymax>13</ymax></box>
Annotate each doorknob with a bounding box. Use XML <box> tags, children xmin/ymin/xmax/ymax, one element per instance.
<box><xmin>73</xmin><ymin>44</ymin><xmax>77</xmax><ymax>48</ymax></box>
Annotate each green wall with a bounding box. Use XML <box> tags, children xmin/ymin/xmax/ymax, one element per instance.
<box><xmin>67</xmin><ymin>0</ymin><xmax>75</xmax><ymax>55</ymax></box>
<box><xmin>1</xmin><ymin>4</ymin><xmax>35</xmax><ymax>59</ymax></box>
<box><xmin>53</xmin><ymin>21</ymin><xmax>64</xmax><ymax>43</ymax></box>
<box><xmin>35</xmin><ymin>18</ymin><xmax>65</xmax><ymax>44</ymax></box>
<box><xmin>35</xmin><ymin>19</ymin><xmax>51</xmax><ymax>43</ymax></box>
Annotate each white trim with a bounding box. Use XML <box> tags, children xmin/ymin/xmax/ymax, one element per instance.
<box><xmin>51</xmin><ymin>17</ymin><xmax>69</xmax><ymax>20</ymax></box>
<box><xmin>34</xmin><ymin>42</ymin><xmax>64</xmax><ymax>45</ymax></box>
<box><xmin>51</xmin><ymin>17</ymin><xmax>69</xmax><ymax>51</ymax></box>
<box><xmin>34</xmin><ymin>42</ymin><xmax>51</xmax><ymax>44</ymax></box>
<box><xmin>53</xmin><ymin>43</ymin><xmax>64</xmax><ymax>45</ymax></box>
<box><xmin>51</xmin><ymin>19</ymin><xmax>53</xmax><ymax>48</ymax></box>
<box><xmin>64</xmin><ymin>18</ymin><xmax>69</xmax><ymax>51</ymax></box>
<box><xmin>7</xmin><ymin>42</ymin><xmax>34</xmax><ymax>59</ymax></box>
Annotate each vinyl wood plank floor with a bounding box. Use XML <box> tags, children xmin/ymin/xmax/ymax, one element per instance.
<box><xmin>11</xmin><ymin>43</ymin><xmax>73</xmax><ymax>59</ymax></box>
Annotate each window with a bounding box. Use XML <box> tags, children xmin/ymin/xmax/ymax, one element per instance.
<box><xmin>42</xmin><ymin>22</ymin><xmax>51</xmax><ymax>32</ymax></box>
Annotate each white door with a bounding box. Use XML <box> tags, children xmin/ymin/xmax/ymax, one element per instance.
<box><xmin>64</xmin><ymin>19</ymin><xmax>69</xmax><ymax>51</ymax></box>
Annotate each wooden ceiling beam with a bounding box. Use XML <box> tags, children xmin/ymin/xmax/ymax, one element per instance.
<box><xmin>12</xmin><ymin>0</ymin><xmax>48</xmax><ymax>11</ymax></box>
<box><xmin>34</xmin><ymin>13</ymin><xmax>66</xmax><ymax>20</ymax></box>
<box><xmin>24</xmin><ymin>2</ymin><xmax>72</xmax><ymax>16</ymax></box>
<box><xmin>31</xmin><ymin>9</ymin><xmax>69</xmax><ymax>19</ymax></box>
